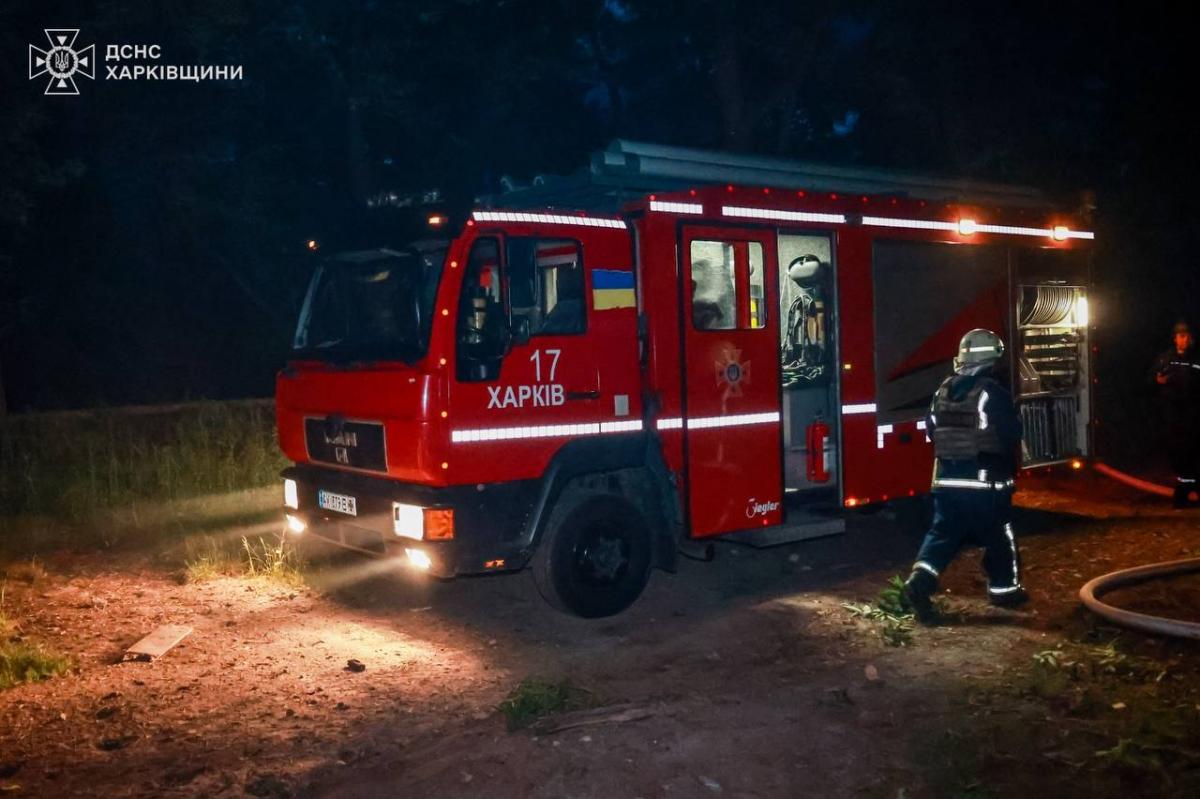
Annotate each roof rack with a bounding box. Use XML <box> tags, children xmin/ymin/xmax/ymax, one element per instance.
<box><xmin>488</xmin><ymin>140</ymin><xmax>1054</xmax><ymax>213</ymax></box>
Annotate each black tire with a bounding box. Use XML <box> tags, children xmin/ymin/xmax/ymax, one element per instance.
<box><xmin>531</xmin><ymin>492</ymin><xmax>653</xmax><ymax>618</ymax></box>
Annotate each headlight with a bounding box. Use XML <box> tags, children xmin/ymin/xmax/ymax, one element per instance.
<box><xmin>393</xmin><ymin>502</ymin><xmax>424</xmax><ymax>539</ymax></box>
<box><xmin>284</xmin><ymin>478</ymin><xmax>299</xmax><ymax>509</ymax></box>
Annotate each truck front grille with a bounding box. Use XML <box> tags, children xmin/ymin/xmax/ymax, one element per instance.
<box><xmin>304</xmin><ymin>418</ymin><xmax>387</xmax><ymax>473</ymax></box>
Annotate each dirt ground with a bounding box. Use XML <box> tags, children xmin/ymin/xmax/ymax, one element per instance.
<box><xmin>2</xmin><ymin>471</ymin><xmax>1200</xmax><ymax>798</ymax></box>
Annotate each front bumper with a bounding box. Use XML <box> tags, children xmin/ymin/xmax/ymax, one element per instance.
<box><xmin>282</xmin><ymin>464</ymin><xmax>540</xmax><ymax>577</ymax></box>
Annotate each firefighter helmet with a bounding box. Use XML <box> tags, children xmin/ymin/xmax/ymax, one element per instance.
<box><xmin>787</xmin><ymin>254</ymin><xmax>822</xmax><ymax>285</ymax></box>
<box><xmin>954</xmin><ymin>328</ymin><xmax>1005</xmax><ymax>371</ymax></box>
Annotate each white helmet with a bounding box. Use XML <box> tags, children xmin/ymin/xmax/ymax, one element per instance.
<box><xmin>954</xmin><ymin>328</ymin><xmax>1005</xmax><ymax>371</ymax></box>
<box><xmin>787</xmin><ymin>254</ymin><xmax>822</xmax><ymax>284</ymax></box>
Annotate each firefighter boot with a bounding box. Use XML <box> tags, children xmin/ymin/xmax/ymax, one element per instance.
<box><xmin>904</xmin><ymin>570</ymin><xmax>939</xmax><ymax>625</ymax></box>
<box><xmin>988</xmin><ymin>586</ymin><xmax>1029</xmax><ymax>609</ymax></box>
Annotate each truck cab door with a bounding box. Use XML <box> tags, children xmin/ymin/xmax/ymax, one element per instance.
<box><xmin>681</xmin><ymin>226</ymin><xmax>783</xmax><ymax>536</ymax></box>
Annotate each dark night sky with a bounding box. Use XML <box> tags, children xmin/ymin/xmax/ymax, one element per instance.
<box><xmin>0</xmin><ymin>1</ymin><xmax>1195</xmax><ymax>428</ymax></box>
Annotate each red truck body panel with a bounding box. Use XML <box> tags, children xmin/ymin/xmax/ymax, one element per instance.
<box><xmin>276</xmin><ymin>179</ymin><xmax>1093</xmax><ymax>559</ymax></box>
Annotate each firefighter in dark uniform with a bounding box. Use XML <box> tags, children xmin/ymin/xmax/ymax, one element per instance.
<box><xmin>1150</xmin><ymin>321</ymin><xmax>1200</xmax><ymax>507</ymax></box>
<box><xmin>905</xmin><ymin>329</ymin><xmax>1027</xmax><ymax>621</ymax></box>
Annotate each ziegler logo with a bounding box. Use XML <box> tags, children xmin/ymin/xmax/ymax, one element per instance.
<box><xmin>745</xmin><ymin>498</ymin><xmax>781</xmax><ymax>519</ymax></box>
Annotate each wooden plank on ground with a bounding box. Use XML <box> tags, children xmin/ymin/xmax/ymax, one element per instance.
<box><xmin>123</xmin><ymin>625</ymin><xmax>193</xmax><ymax>661</ymax></box>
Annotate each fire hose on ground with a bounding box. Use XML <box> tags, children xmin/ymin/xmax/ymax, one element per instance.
<box><xmin>1092</xmin><ymin>461</ymin><xmax>1174</xmax><ymax>498</ymax></box>
<box><xmin>1076</xmin><ymin>461</ymin><xmax>1200</xmax><ymax>640</ymax></box>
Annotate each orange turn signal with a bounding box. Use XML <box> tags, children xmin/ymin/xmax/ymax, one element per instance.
<box><xmin>423</xmin><ymin>508</ymin><xmax>454</xmax><ymax>540</ymax></box>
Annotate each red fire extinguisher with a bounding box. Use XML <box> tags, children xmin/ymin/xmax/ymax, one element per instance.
<box><xmin>806</xmin><ymin>415</ymin><xmax>831</xmax><ymax>483</ymax></box>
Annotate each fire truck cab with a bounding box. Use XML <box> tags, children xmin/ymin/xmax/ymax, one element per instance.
<box><xmin>276</xmin><ymin>141</ymin><xmax>1094</xmax><ymax>617</ymax></box>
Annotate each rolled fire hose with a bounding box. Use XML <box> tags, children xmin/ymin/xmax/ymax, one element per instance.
<box><xmin>1079</xmin><ymin>559</ymin><xmax>1200</xmax><ymax>640</ymax></box>
<box><xmin>1078</xmin><ymin>461</ymin><xmax>1200</xmax><ymax>639</ymax></box>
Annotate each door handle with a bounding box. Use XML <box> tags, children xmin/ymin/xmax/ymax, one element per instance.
<box><xmin>565</xmin><ymin>390</ymin><xmax>601</xmax><ymax>401</ymax></box>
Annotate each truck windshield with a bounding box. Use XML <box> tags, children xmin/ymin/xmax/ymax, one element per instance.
<box><xmin>292</xmin><ymin>243</ymin><xmax>447</xmax><ymax>363</ymax></box>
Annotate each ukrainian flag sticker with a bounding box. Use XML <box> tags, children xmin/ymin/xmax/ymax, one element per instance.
<box><xmin>592</xmin><ymin>269</ymin><xmax>636</xmax><ymax>310</ymax></box>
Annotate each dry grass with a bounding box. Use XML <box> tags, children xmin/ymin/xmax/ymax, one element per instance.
<box><xmin>0</xmin><ymin>557</ymin><xmax>48</xmax><ymax>585</ymax></box>
<box><xmin>183</xmin><ymin>533</ymin><xmax>306</xmax><ymax>587</ymax></box>
<box><xmin>182</xmin><ymin>536</ymin><xmax>245</xmax><ymax>582</ymax></box>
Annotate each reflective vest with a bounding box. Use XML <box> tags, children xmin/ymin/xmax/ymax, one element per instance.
<box><xmin>931</xmin><ymin>377</ymin><xmax>1007</xmax><ymax>460</ymax></box>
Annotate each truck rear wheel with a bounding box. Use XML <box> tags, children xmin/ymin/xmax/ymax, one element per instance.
<box><xmin>531</xmin><ymin>492</ymin><xmax>653</xmax><ymax>618</ymax></box>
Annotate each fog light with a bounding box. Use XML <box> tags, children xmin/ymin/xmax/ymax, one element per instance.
<box><xmin>1071</xmin><ymin>459</ymin><xmax>1084</xmax><ymax>470</ymax></box>
<box><xmin>393</xmin><ymin>502</ymin><xmax>424</xmax><ymax>540</ymax></box>
<box><xmin>405</xmin><ymin>548</ymin><xmax>432</xmax><ymax>571</ymax></box>
<box><xmin>285</xmin><ymin>514</ymin><xmax>306</xmax><ymax>535</ymax></box>
<box><xmin>284</xmin><ymin>478</ymin><xmax>298</xmax><ymax>509</ymax></box>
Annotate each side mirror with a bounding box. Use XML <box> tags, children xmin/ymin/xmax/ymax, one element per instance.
<box><xmin>511</xmin><ymin>316</ymin><xmax>532</xmax><ymax>347</ymax></box>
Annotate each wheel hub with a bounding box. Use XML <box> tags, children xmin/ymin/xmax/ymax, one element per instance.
<box><xmin>575</xmin><ymin>524</ymin><xmax>630</xmax><ymax>585</ymax></box>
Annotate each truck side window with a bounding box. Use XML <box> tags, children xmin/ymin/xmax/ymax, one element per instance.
<box><xmin>457</xmin><ymin>238</ymin><xmax>506</xmax><ymax>378</ymax></box>
<box><xmin>507</xmin><ymin>238</ymin><xmax>585</xmax><ymax>336</ymax></box>
<box><xmin>691</xmin><ymin>241</ymin><xmax>737</xmax><ymax>330</ymax></box>
<box><xmin>748</xmin><ymin>242</ymin><xmax>766</xmax><ymax>329</ymax></box>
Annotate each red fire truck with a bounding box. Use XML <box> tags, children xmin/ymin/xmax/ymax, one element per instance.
<box><xmin>276</xmin><ymin>141</ymin><xmax>1094</xmax><ymax>617</ymax></box>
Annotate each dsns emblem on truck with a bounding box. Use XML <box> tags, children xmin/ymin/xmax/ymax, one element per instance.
<box><xmin>715</xmin><ymin>348</ymin><xmax>750</xmax><ymax>399</ymax></box>
<box><xmin>322</xmin><ymin>415</ymin><xmax>358</xmax><ymax>464</ymax></box>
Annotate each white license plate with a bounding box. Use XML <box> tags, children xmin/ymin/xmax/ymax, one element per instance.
<box><xmin>317</xmin><ymin>489</ymin><xmax>357</xmax><ymax>516</ymax></box>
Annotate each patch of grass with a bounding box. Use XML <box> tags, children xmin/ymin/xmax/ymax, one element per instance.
<box><xmin>1023</xmin><ymin>637</ymin><xmax>1169</xmax><ymax>706</ymax></box>
<box><xmin>0</xmin><ymin>581</ymin><xmax>11</xmax><ymax>636</ymax></box>
<box><xmin>843</xmin><ymin>575</ymin><xmax>916</xmax><ymax>647</ymax></box>
<box><xmin>0</xmin><ymin>641</ymin><xmax>72</xmax><ymax>690</ymax></box>
<box><xmin>241</xmin><ymin>535</ymin><xmax>306</xmax><ymax>587</ymax></box>
<box><xmin>182</xmin><ymin>533</ymin><xmax>306</xmax><ymax>587</ymax></box>
<box><xmin>0</xmin><ymin>586</ymin><xmax>72</xmax><ymax>690</ymax></box>
<box><xmin>0</xmin><ymin>400</ymin><xmax>287</xmax><ymax>548</ymax></box>
<box><xmin>1093</xmin><ymin>705</ymin><xmax>1200</xmax><ymax>774</ymax></box>
<box><xmin>182</xmin><ymin>536</ymin><xmax>244</xmax><ymax>582</ymax></box>
<box><xmin>1012</xmin><ymin>635</ymin><xmax>1200</xmax><ymax>787</ymax></box>
<box><xmin>1030</xmin><ymin>637</ymin><xmax>1160</xmax><ymax>684</ymax></box>
<box><xmin>498</xmin><ymin>677</ymin><xmax>594</xmax><ymax>730</ymax></box>
<box><xmin>0</xmin><ymin>557</ymin><xmax>47</xmax><ymax>584</ymax></box>
<box><xmin>1026</xmin><ymin>660</ymin><xmax>1071</xmax><ymax>700</ymax></box>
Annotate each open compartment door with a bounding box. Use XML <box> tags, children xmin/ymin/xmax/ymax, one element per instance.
<box><xmin>681</xmin><ymin>226</ymin><xmax>784</xmax><ymax>537</ymax></box>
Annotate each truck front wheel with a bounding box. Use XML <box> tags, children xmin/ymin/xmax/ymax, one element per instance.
<box><xmin>531</xmin><ymin>492</ymin><xmax>653</xmax><ymax>618</ymax></box>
